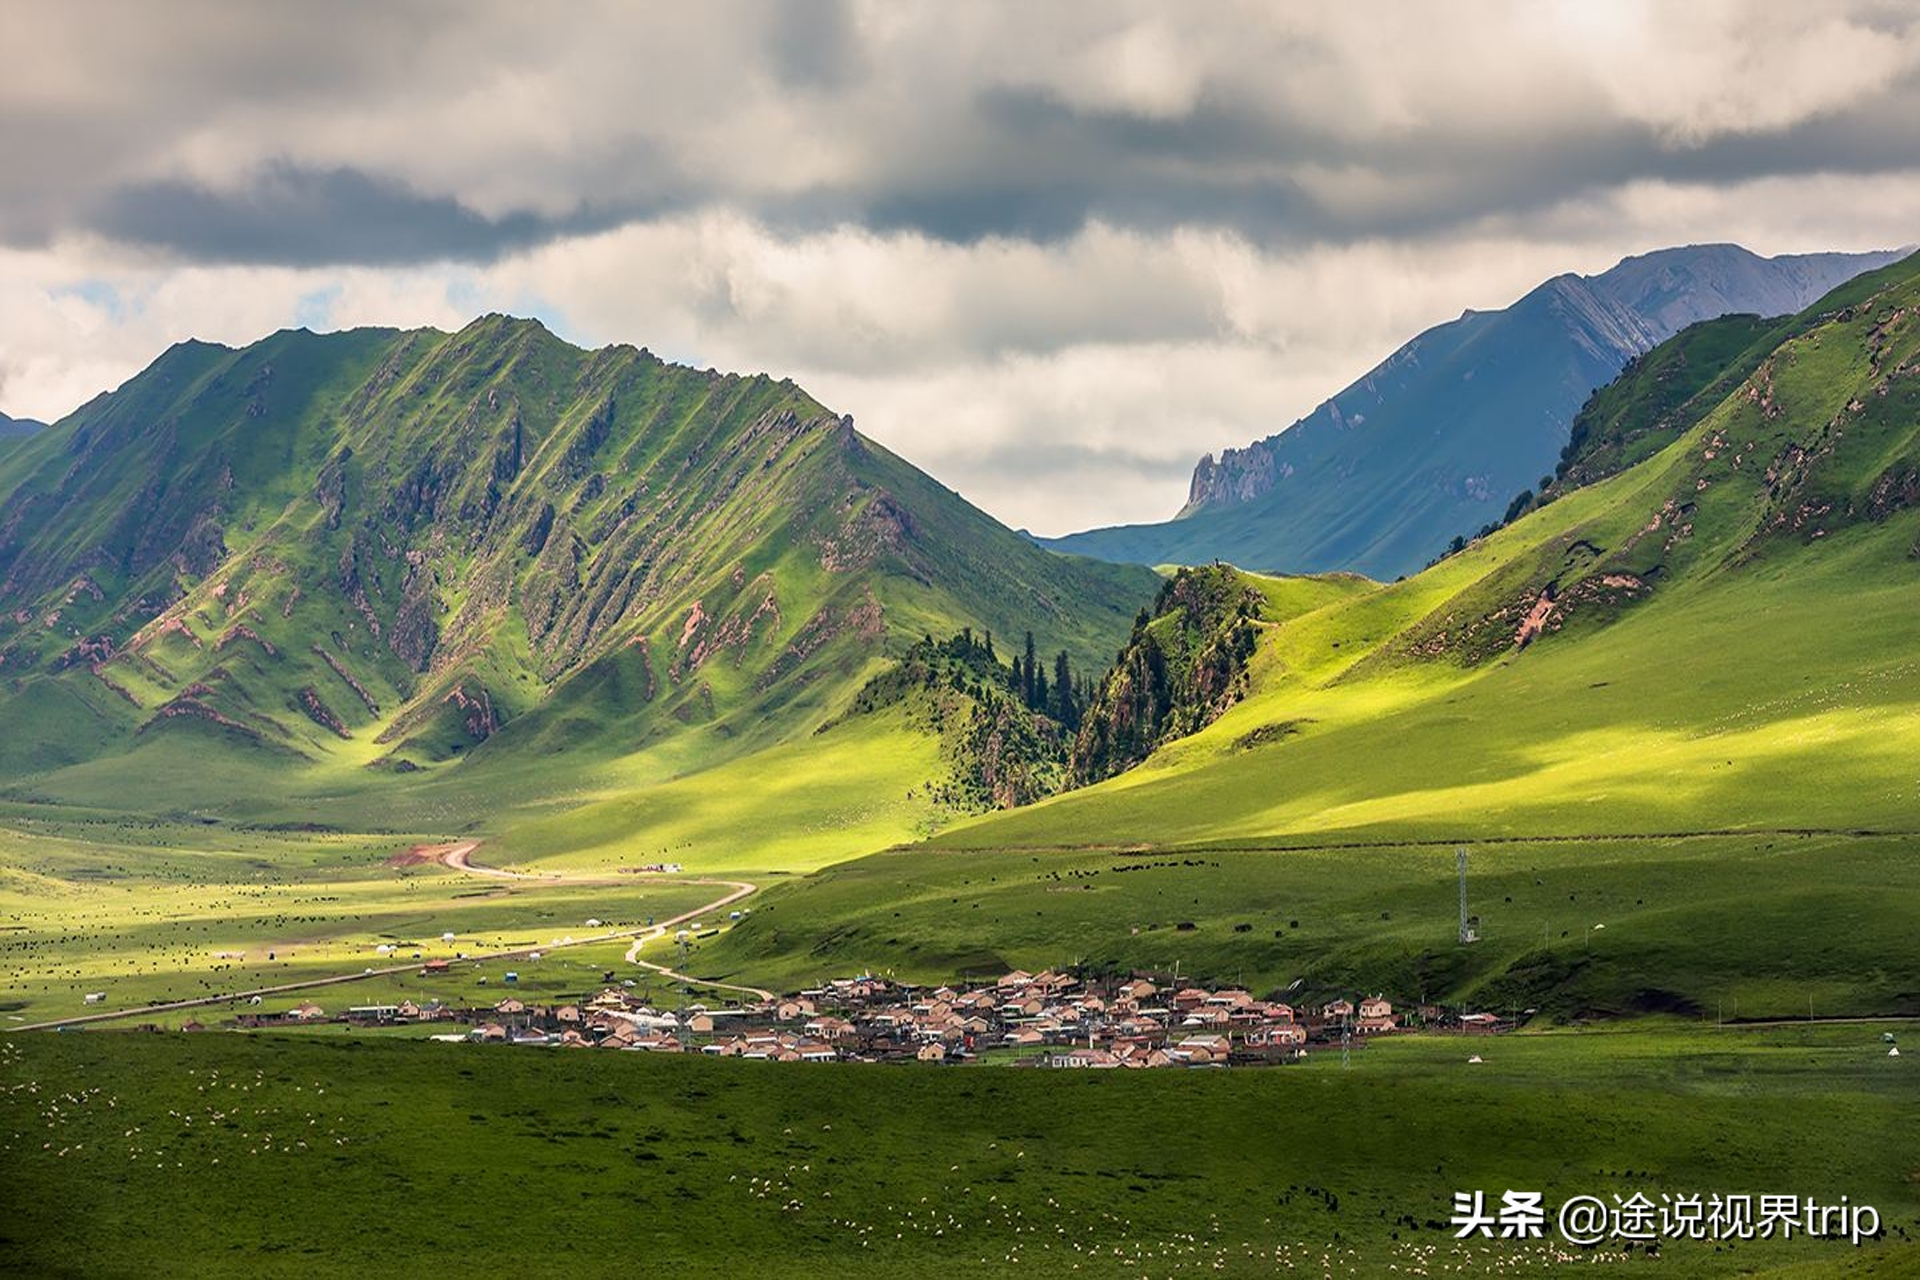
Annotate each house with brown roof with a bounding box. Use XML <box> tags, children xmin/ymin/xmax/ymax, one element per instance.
<box><xmin>804</xmin><ymin>1015</ymin><xmax>857</xmax><ymax>1040</ymax></box>
<box><xmin>1051</xmin><ymin>1046</ymin><xmax>1118</xmax><ymax>1068</ymax></box>
<box><xmin>1173</xmin><ymin>1034</ymin><xmax>1232</xmax><ymax>1064</ymax></box>
<box><xmin>1356</xmin><ymin>996</ymin><xmax>1395</xmax><ymax>1033</ymax></box>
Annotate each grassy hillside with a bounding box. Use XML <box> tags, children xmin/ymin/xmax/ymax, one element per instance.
<box><xmin>699</xmin><ymin>251</ymin><xmax>1920</xmax><ymax>1008</ymax></box>
<box><xmin>0</xmin><ymin>318</ymin><xmax>1153</xmax><ymax>864</ymax></box>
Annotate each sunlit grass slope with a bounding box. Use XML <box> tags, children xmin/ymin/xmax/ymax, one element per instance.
<box><xmin>700</xmin><ymin>253</ymin><xmax>1920</xmax><ymax>1008</ymax></box>
<box><xmin>926</xmin><ymin>251</ymin><xmax>1920</xmax><ymax>850</ymax></box>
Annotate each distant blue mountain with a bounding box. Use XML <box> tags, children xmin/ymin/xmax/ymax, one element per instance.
<box><xmin>1044</xmin><ymin>244</ymin><xmax>1904</xmax><ymax>579</ymax></box>
<box><xmin>0</xmin><ymin>411</ymin><xmax>48</xmax><ymax>439</ymax></box>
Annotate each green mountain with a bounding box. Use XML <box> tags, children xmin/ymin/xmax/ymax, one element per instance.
<box><xmin>704</xmin><ymin>250</ymin><xmax>1920</xmax><ymax>1012</ymax></box>
<box><xmin>1044</xmin><ymin>244</ymin><xmax>1903</xmax><ymax>579</ymax></box>
<box><xmin>0</xmin><ymin>317</ymin><xmax>1155</xmax><ymax>840</ymax></box>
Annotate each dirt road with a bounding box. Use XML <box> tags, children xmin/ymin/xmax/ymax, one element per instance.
<box><xmin>621</xmin><ymin>881</ymin><xmax>773</xmax><ymax>1002</ymax></box>
<box><xmin>17</xmin><ymin>844</ymin><xmax>765</xmax><ymax>1031</ymax></box>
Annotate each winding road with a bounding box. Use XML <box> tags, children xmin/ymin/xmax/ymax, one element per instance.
<box><xmin>17</xmin><ymin>843</ymin><xmax>768</xmax><ymax>1031</ymax></box>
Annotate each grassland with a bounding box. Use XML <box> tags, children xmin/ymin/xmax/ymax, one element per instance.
<box><xmin>3</xmin><ymin>1024</ymin><xmax>1914</xmax><ymax>1277</ymax></box>
<box><xmin>697</xmin><ymin>832</ymin><xmax>1920</xmax><ymax>1021</ymax></box>
<box><xmin>0</xmin><ymin>818</ymin><xmax>730</xmax><ymax>1029</ymax></box>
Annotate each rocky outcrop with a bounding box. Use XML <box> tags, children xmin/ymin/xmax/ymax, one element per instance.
<box><xmin>296</xmin><ymin>686</ymin><xmax>351</xmax><ymax>738</ymax></box>
<box><xmin>312</xmin><ymin>644</ymin><xmax>380</xmax><ymax>714</ymax></box>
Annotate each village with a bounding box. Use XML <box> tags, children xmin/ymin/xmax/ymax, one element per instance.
<box><xmin>212</xmin><ymin>968</ymin><xmax>1511</xmax><ymax>1067</ymax></box>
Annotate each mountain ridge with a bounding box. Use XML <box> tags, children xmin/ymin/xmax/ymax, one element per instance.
<box><xmin>1045</xmin><ymin>243</ymin><xmax>1903</xmax><ymax>579</ymax></box>
<box><xmin>0</xmin><ymin>316</ymin><xmax>1155</xmax><ymax>811</ymax></box>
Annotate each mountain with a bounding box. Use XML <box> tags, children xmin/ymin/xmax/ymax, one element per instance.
<box><xmin>0</xmin><ymin>410</ymin><xmax>47</xmax><ymax>439</ymax></box>
<box><xmin>0</xmin><ymin>317</ymin><xmax>1155</xmax><ymax>833</ymax></box>
<box><xmin>711</xmin><ymin>250</ymin><xmax>1920</xmax><ymax>1011</ymax></box>
<box><xmin>1044</xmin><ymin>244</ymin><xmax>1904</xmax><ymax>580</ymax></box>
<box><xmin>958</xmin><ymin>248</ymin><xmax>1920</xmax><ymax>843</ymax></box>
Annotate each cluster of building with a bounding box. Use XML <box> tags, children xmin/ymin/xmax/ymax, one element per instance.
<box><xmin>227</xmin><ymin>968</ymin><xmax>1506</xmax><ymax>1066</ymax></box>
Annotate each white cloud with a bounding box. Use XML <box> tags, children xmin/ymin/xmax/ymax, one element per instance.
<box><xmin>2</xmin><ymin>4</ymin><xmax>1917</xmax><ymax>533</ymax></box>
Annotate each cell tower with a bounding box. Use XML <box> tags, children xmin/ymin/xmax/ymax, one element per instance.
<box><xmin>1457</xmin><ymin>847</ymin><xmax>1478</xmax><ymax>944</ymax></box>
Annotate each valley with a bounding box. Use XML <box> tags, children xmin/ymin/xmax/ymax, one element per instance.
<box><xmin>4</xmin><ymin>252</ymin><xmax>1919</xmax><ymax>1275</ymax></box>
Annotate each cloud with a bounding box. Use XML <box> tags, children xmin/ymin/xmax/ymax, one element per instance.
<box><xmin>2</xmin><ymin>3</ymin><xmax>1918</xmax><ymax>533</ymax></box>
<box><xmin>6</xmin><ymin>2</ymin><xmax>1919</xmax><ymax>259</ymax></box>
<box><xmin>86</xmin><ymin>162</ymin><xmax>642</xmax><ymax>267</ymax></box>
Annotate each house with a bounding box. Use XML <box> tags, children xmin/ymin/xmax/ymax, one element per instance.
<box><xmin>1356</xmin><ymin>996</ymin><xmax>1395</xmax><ymax>1033</ymax></box>
<box><xmin>1244</xmin><ymin>1023</ymin><xmax>1306</xmax><ymax>1047</ymax></box>
<box><xmin>916</xmin><ymin>1042</ymin><xmax>948</xmax><ymax>1062</ymax></box>
<box><xmin>686</xmin><ymin>1013</ymin><xmax>716</xmax><ymax>1034</ymax></box>
<box><xmin>1205</xmin><ymin>989</ymin><xmax>1255</xmax><ymax>1009</ymax></box>
<box><xmin>804</xmin><ymin>1015</ymin><xmax>857</xmax><ymax>1040</ymax></box>
<box><xmin>289</xmin><ymin>1001</ymin><xmax>326</xmax><ymax>1021</ymax></box>
<box><xmin>555</xmin><ymin>1005</ymin><xmax>582</xmax><ymax>1023</ymax></box>
<box><xmin>494</xmin><ymin>997</ymin><xmax>526</xmax><ymax>1015</ymax></box>
<box><xmin>1321</xmin><ymin>998</ymin><xmax>1355</xmax><ymax>1021</ymax></box>
<box><xmin>1052</xmin><ymin>1046</ymin><xmax>1118</xmax><ymax>1068</ymax></box>
<box><xmin>775</xmin><ymin>997</ymin><xmax>816</xmax><ymax>1021</ymax></box>
<box><xmin>473</xmin><ymin>1022</ymin><xmax>508</xmax><ymax>1042</ymax></box>
<box><xmin>1174</xmin><ymin>1034</ymin><xmax>1233</xmax><ymax>1064</ymax></box>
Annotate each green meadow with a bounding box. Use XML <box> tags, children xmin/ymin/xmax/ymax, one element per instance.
<box><xmin>2</xmin><ymin>1025</ymin><xmax>1914</xmax><ymax>1278</ymax></box>
<box><xmin>698</xmin><ymin>832</ymin><xmax>1920</xmax><ymax>1021</ymax></box>
<box><xmin>0</xmin><ymin>819</ymin><xmax>724</xmax><ymax>1028</ymax></box>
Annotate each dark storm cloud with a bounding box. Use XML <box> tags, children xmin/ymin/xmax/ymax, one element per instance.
<box><xmin>3</xmin><ymin>3</ymin><xmax>1919</xmax><ymax>266</ymax></box>
<box><xmin>85</xmin><ymin>163</ymin><xmax>643</xmax><ymax>267</ymax></box>
<box><xmin>765</xmin><ymin>0</ymin><xmax>865</xmax><ymax>89</ymax></box>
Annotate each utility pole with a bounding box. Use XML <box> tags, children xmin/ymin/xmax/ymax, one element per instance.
<box><xmin>1457</xmin><ymin>848</ymin><xmax>1477</xmax><ymax>944</ymax></box>
<box><xmin>675</xmin><ymin>931</ymin><xmax>693</xmax><ymax>1017</ymax></box>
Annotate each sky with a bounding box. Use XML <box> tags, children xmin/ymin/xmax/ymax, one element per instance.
<box><xmin>3</xmin><ymin>2</ymin><xmax>1919</xmax><ymax>535</ymax></box>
